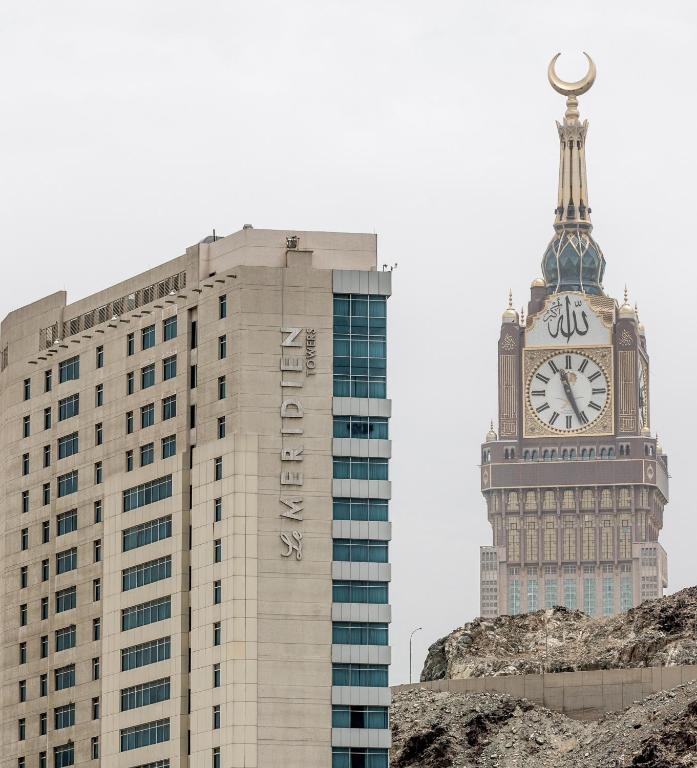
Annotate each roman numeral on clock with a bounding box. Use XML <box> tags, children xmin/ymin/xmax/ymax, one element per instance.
<box><xmin>588</xmin><ymin>371</ymin><xmax>601</xmax><ymax>382</ymax></box>
<box><xmin>536</xmin><ymin>403</ymin><xmax>550</xmax><ymax>414</ymax></box>
<box><xmin>565</xmin><ymin>415</ymin><xmax>572</xmax><ymax>429</ymax></box>
<box><xmin>578</xmin><ymin>359</ymin><xmax>589</xmax><ymax>373</ymax></box>
<box><xmin>565</xmin><ymin>354</ymin><xmax>572</xmax><ymax>369</ymax></box>
<box><xmin>592</xmin><ymin>388</ymin><xmax>606</xmax><ymax>395</ymax></box>
<box><xmin>549</xmin><ymin>411</ymin><xmax>560</xmax><ymax>425</ymax></box>
<box><xmin>536</xmin><ymin>373</ymin><xmax>550</xmax><ymax>384</ymax></box>
<box><xmin>548</xmin><ymin>360</ymin><xmax>559</xmax><ymax>373</ymax></box>
<box><xmin>579</xmin><ymin>411</ymin><xmax>589</xmax><ymax>424</ymax></box>
<box><xmin>531</xmin><ymin>389</ymin><xmax>545</xmax><ymax>396</ymax></box>
<box><xmin>588</xmin><ymin>401</ymin><xmax>602</xmax><ymax>411</ymax></box>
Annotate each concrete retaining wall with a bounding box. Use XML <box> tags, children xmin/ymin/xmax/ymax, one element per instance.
<box><xmin>393</xmin><ymin>665</ymin><xmax>697</xmax><ymax>720</ymax></box>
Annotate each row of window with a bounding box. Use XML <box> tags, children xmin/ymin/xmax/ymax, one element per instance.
<box><xmin>123</xmin><ymin>474</ymin><xmax>173</xmax><ymax>512</ymax></box>
<box><xmin>19</xmin><ymin>518</ymin><xmax>101</xmax><ymax>557</ymax></box>
<box><xmin>122</xmin><ymin>596</ymin><xmax>171</xmax><ymax>631</ymax></box>
<box><xmin>332</xmin><ymin>663</ymin><xmax>388</xmax><ymax>687</ymax></box>
<box><xmin>21</xmin><ymin>386</ymin><xmax>180</xmax><ymax>441</ymax></box>
<box><xmin>333</xmin><ymin>580</ymin><xmax>388</xmax><ymax>604</ymax></box>
<box><xmin>26</xmin><ymin>297</ymin><xmax>227</xmax><ymax>400</ymax></box>
<box><xmin>332</xmin><ymin>705</ymin><xmax>389</xmax><ymax>729</ymax></box>
<box><xmin>16</xmin><ymin>703</ymin><xmax>77</xmax><ymax>735</ymax></box>
<box><xmin>123</xmin><ymin>515</ymin><xmax>172</xmax><ymax>552</ymax></box>
<box><xmin>121</xmin><ymin>636</ymin><xmax>171</xmax><ymax>672</ymax></box>
<box><xmin>333</xmin><ymin>498</ymin><xmax>388</xmax><ymax>522</ymax></box>
<box><xmin>18</xmin><ymin>584</ymin><xmax>101</xmax><ymax>651</ymax></box>
<box><xmin>333</xmin><ymin>457</ymin><xmax>388</xmax><ymax>481</ymax></box>
<box><xmin>127</xmin><ymin>395</ymin><xmax>177</xmax><ymax>432</ymax></box>
<box><xmin>121</xmin><ymin>677</ymin><xmax>171</xmax><ymax>712</ymax></box>
<box><xmin>332</xmin><ymin>748</ymin><xmax>388</xmax><ymax>768</ymax></box>
<box><xmin>128</xmin><ymin>355</ymin><xmax>177</xmax><ymax>395</ymax></box>
<box><xmin>21</xmin><ymin>392</ymin><xmax>80</xmax><ymax>437</ymax></box>
<box><xmin>332</xmin><ymin>622</ymin><xmax>388</xmax><ymax>645</ymax></box>
<box><xmin>333</xmin><ymin>415</ymin><xmax>388</xmax><ymax>439</ymax></box>
<box><xmin>122</xmin><ymin>556</ymin><xmax>172</xmax><ymax>591</ymax></box>
<box><xmin>121</xmin><ymin>718</ymin><xmax>170</xmax><ymax>752</ymax></box>
<box><xmin>333</xmin><ymin>539</ymin><xmax>388</xmax><ymax>563</ymax></box>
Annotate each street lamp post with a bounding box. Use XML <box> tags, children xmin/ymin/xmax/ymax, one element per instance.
<box><xmin>409</xmin><ymin>627</ymin><xmax>423</xmax><ymax>684</ymax></box>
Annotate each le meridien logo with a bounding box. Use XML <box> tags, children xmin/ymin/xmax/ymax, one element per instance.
<box><xmin>278</xmin><ymin>326</ymin><xmax>317</xmax><ymax>561</ymax></box>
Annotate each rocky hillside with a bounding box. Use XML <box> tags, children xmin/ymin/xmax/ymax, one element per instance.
<box><xmin>422</xmin><ymin>587</ymin><xmax>697</xmax><ymax>681</ymax></box>
<box><xmin>391</xmin><ymin>682</ymin><xmax>697</xmax><ymax>768</ymax></box>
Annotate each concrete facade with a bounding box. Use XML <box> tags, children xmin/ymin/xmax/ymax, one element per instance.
<box><xmin>1</xmin><ymin>228</ymin><xmax>392</xmax><ymax>768</ymax></box>
<box><xmin>395</xmin><ymin>664</ymin><xmax>697</xmax><ymax>721</ymax></box>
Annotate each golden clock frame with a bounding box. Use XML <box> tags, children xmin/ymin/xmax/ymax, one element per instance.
<box><xmin>522</xmin><ymin>345</ymin><xmax>614</xmax><ymax>438</ymax></box>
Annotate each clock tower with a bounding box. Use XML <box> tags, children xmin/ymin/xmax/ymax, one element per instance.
<box><xmin>479</xmin><ymin>54</ymin><xmax>668</xmax><ymax>618</ymax></box>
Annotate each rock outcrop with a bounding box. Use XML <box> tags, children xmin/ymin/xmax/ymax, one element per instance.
<box><xmin>421</xmin><ymin>587</ymin><xmax>697</xmax><ymax>681</ymax></box>
<box><xmin>391</xmin><ymin>682</ymin><xmax>697</xmax><ymax>768</ymax></box>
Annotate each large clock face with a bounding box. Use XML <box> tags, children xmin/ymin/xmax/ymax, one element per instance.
<box><xmin>527</xmin><ymin>350</ymin><xmax>610</xmax><ymax>434</ymax></box>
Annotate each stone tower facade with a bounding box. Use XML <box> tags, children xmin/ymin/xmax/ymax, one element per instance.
<box><xmin>479</xmin><ymin>56</ymin><xmax>668</xmax><ymax>619</ymax></box>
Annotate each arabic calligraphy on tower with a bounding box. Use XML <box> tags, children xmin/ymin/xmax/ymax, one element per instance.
<box><xmin>525</xmin><ymin>291</ymin><xmax>611</xmax><ymax>348</ymax></box>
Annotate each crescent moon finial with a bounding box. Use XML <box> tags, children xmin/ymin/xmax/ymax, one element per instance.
<box><xmin>548</xmin><ymin>51</ymin><xmax>596</xmax><ymax>97</ymax></box>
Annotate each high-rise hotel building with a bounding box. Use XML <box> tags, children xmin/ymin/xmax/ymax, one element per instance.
<box><xmin>0</xmin><ymin>228</ymin><xmax>392</xmax><ymax>768</ymax></box>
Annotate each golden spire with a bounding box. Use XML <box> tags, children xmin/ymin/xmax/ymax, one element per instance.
<box><xmin>619</xmin><ymin>285</ymin><xmax>635</xmax><ymax>318</ymax></box>
<box><xmin>548</xmin><ymin>52</ymin><xmax>596</xmax><ymax>231</ymax></box>
<box><xmin>502</xmin><ymin>289</ymin><xmax>518</xmax><ymax>323</ymax></box>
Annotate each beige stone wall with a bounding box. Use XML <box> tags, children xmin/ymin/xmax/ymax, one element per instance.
<box><xmin>395</xmin><ymin>665</ymin><xmax>697</xmax><ymax>721</ymax></box>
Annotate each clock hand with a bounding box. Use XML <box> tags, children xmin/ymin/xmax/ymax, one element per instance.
<box><xmin>559</xmin><ymin>368</ymin><xmax>583</xmax><ymax>422</ymax></box>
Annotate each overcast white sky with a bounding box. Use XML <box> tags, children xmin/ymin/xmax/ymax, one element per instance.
<box><xmin>2</xmin><ymin>0</ymin><xmax>696</xmax><ymax>685</ymax></box>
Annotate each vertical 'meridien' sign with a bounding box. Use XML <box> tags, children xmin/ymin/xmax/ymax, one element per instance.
<box><xmin>279</xmin><ymin>326</ymin><xmax>317</xmax><ymax>560</ymax></box>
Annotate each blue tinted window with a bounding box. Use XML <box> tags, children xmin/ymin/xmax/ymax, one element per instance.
<box><xmin>333</xmin><ymin>457</ymin><xmax>388</xmax><ymax>481</ymax></box>
<box><xmin>332</xmin><ymin>664</ymin><xmax>388</xmax><ymax>687</ymax></box>
<box><xmin>332</xmin><ymin>580</ymin><xmax>388</xmax><ymax>604</ymax></box>
<box><xmin>58</xmin><ymin>356</ymin><xmax>80</xmax><ymax>384</ymax></box>
<box><xmin>332</xmin><ymin>748</ymin><xmax>388</xmax><ymax>768</ymax></box>
<box><xmin>142</xmin><ymin>325</ymin><xmax>155</xmax><ymax>350</ymax></box>
<box><xmin>332</xmin><ymin>622</ymin><xmax>388</xmax><ymax>645</ymax></box>
<box><xmin>123</xmin><ymin>475</ymin><xmax>172</xmax><ymax>512</ymax></box>
<box><xmin>333</xmin><ymin>499</ymin><xmax>388</xmax><ymax>522</ymax></box>
<box><xmin>141</xmin><ymin>364</ymin><xmax>155</xmax><ymax>389</ymax></box>
<box><xmin>57</xmin><ymin>471</ymin><xmax>78</xmax><ymax>498</ymax></box>
<box><xmin>163</xmin><ymin>316</ymin><xmax>177</xmax><ymax>341</ymax></box>
<box><xmin>333</xmin><ymin>416</ymin><xmax>388</xmax><ymax>439</ymax></box>
<box><xmin>333</xmin><ymin>539</ymin><xmax>388</xmax><ymax>563</ymax></box>
<box><xmin>123</xmin><ymin>516</ymin><xmax>172</xmax><ymax>552</ymax></box>
<box><xmin>333</xmin><ymin>294</ymin><xmax>386</xmax><ymax>398</ymax></box>
<box><xmin>58</xmin><ymin>394</ymin><xmax>79</xmax><ymax>421</ymax></box>
<box><xmin>331</xmin><ymin>706</ymin><xmax>388</xmax><ymax>729</ymax></box>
